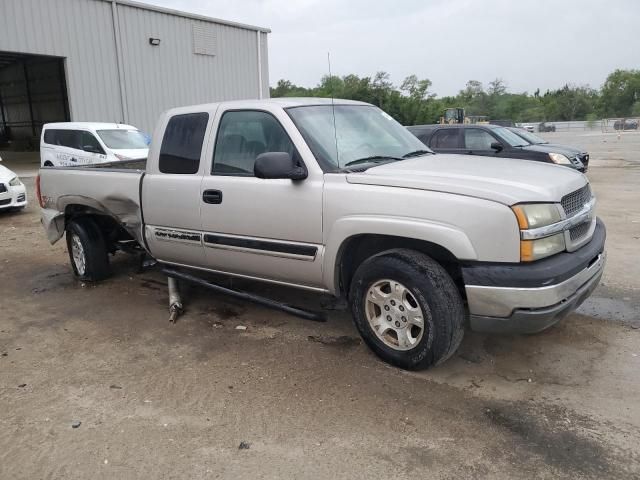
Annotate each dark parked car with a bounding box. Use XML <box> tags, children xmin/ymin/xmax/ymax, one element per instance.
<box><xmin>614</xmin><ymin>119</ymin><xmax>639</xmax><ymax>130</ymax></box>
<box><xmin>407</xmin><ymin>124</ymin><xmax>587</xmax><ymax>172</ymax></box>
<box><xmin>507</xmin><ymin>127</ymin><xmax>589</xmax><ymax>170</ymax></box>
<box><xmin>538</xmin><ymin>122</ymin><xmax>556</xmax><ymax>132</ymax></box>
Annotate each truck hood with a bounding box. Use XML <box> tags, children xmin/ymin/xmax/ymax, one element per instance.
<box><xmin>346</xmin><ymin>154</ymin><xmax>587</xmax><ymax>205</ymax></box>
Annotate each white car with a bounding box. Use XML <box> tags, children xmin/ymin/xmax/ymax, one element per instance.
<box><xmin>522</xmin><ymin>124</ymin><xmax>535</xmax><ymax>133</ymax></box>
<box><xmin>40</xmin><ymin>122</ymin><xmax>149</xmax><ymax>167</ymax></box>
<box><xmin>0</xmin><ymin>157</ymin><xmax>27</xmax><ymax>211</ymax></box>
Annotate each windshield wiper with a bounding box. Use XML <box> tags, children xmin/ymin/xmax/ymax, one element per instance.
<box><xmin>402</xmin><ymin>149</ymin><xmax>433</xmax><ymax>158</ymax></box>
<box><xmin>344</xmin><ymin>155</ymin><xmax>404</xmax><ymax>167</ymax></box>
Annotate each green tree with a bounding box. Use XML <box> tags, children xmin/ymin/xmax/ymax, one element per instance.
<box><xmin>600</xmin><ymin>69</ymin><xmax>640</xmax><ymax>117</ymax></box>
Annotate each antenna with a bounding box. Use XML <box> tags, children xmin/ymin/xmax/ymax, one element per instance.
<box><xmin>327</xmin><ymin>52</ymin><xmax>339</xmax><ymax>165</ymax></box>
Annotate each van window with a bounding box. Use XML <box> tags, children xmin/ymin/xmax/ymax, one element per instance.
<box><xmin>159</xmin><ymin>113</ymin><xmax>209</xmax><ymax>174</ymax></box>
<box><xmin>81</xmin><ymin>132</ymin><xmax>105</xmax><ymax>154</ymax></box>
<box><xmin>212</xmin><ymin>110</ymin><xmax>296</xmax><ymax>176</ymax></box>
<box><xmin>43</xmin><ymin>129</ymin><xmax>81</xmax><ymax>150</ymax></box>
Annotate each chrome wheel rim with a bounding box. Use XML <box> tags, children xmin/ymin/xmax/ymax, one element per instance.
<box><xmin>365</xmin><ymin>279</ymin><xmax>425</xmax><ymax>351</ymax></box>
<box><xmin>71</xmin><ymin>233</ymin><xmax>86</xmax><ymax>276</ymax></box>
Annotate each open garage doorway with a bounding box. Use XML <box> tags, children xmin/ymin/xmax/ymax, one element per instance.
<box><xmin>0</xmin><ymin>52</ymin><xmax>70</xmax><ymax>152</ymax></box>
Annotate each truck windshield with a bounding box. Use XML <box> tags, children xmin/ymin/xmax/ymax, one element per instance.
<box><xmin>509</xmin><ymin>128</ymin><xmax>548</xmax><ymax>145</ymax></box>
<box><xmin>493</xmin><ymin>127</ymin><xmax>530</xmax><ymax>147</ymax></box>
<box><xmin>286</xmin><ymin>105</ymin><xmax>432</xmax><ymax>170</ymax></box>
<box><xmin>97</xmin><ymin>129</ymin><xmax>149</xmax><ymax>150</ymax></box>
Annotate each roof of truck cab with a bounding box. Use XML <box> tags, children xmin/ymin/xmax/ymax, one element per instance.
<box><xmin>42</xmin><ymin>122</ymin><xmax>140</xmax><ymax>131</ymax></box>
<box><xmin>164</xmin><ymin>98</ymin><xmax>373</xmax><ymax>115</ymax></box>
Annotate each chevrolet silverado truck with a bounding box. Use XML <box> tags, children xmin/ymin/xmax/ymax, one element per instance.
<box><xmin>37</xmin><ymin>98</ymin><xmax>606</xmax><ymax>370</ymax></box>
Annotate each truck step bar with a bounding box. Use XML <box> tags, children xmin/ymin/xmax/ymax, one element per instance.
<box><xmin>162</xmin><ymin>268</ymin><xmax>327</xmax><ymax>323</ymax></box>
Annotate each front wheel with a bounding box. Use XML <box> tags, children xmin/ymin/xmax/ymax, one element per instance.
<box><xmin>349</xmin><ymin>249</ymin><xmax>464</xmax><ymax>370</ymax></box>
<box><xmin>65</xmin><ymin>217</ymin><xmax>111</xmax><ymax>281</ymax></box>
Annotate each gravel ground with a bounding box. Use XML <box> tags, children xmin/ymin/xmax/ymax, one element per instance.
<box><xmin>1</xmin><ymin>131</ymin><xmax>639</xmax><ymax>479</ymax></box>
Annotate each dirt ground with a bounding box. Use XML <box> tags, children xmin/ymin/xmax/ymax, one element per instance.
<box><xmin>1</xmin><ymin>131</ymin><xmax>639</xmax><ymax>479</ymax></box>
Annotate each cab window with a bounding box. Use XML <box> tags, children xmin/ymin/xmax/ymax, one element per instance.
<box><xmin>212</xmin><ymin>110</ymin><xmax>297</xmax><ymax>176</ymax></box>
<box><xmin>159</xmin><ymin>113</ymin><xmax>209</xmax><ymax>174</ymax></box>
<box><xmin>464</xmin><ymin>129</ymin><xmax>496</xmax><ymax>150</ymax></box>
<box><xmin>430</xmin><ymin>129</ymin><xmax>460</xmax><ymax>148</ymax></box>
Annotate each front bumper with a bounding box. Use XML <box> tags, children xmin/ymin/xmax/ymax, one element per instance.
<box><xmin>463</xmin><ymin>218</ymin><xmax>606</xmax><ymax>333</ymax></box>
<box><xmin>0</xmin><ymin>183</ymin><xmax>27</xmax><ymax>210</ymax></box>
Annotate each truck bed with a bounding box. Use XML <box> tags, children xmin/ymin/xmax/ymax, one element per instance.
<box><xmin>39</xmin><ymin>161</ymin><xmax>147</xmax><ymax>245</ymax></box>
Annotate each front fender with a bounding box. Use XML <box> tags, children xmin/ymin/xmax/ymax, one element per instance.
<box><xmin>322</xmin><ymin>215</ymin><xmax>477</xmax><ymax>294</ymax></box>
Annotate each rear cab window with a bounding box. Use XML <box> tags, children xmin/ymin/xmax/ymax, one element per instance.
<box><xmin>159</xmin><ymin>113</ymin><xmax>209</xmax><ymax>174</ymax></box>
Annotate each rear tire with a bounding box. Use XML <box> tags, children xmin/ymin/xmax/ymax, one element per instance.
<box><xmin>43</xmin><ymin>161</ymin><xmax>53</xmax><ymax>167</ymax></box>
<box><xmin>349</xmin><ymin>249</ymin><xmax>464</xmax><ymax>370</ymax></box>
<box><xmin>65</xmin><ymin>217</ymin><xmax>111</xmax><ymax>281</ymax></box>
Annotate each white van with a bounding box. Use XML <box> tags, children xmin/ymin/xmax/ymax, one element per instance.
<box><xmin>40</xmin><ymin>123</ymin><xmax>149</xmax><ymax>167</ymax></box>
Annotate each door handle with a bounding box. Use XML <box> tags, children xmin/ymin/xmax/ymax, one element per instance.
<box><xmin>202</xmin><ymin>189</ymin><xmax>223</xmax><ymax>204</ymax></box>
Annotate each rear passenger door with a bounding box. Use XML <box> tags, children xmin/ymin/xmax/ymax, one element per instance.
<box><xmin>142</xmin><ymin>112</ymin><xmax>210</xmax><ymax>266</ymax></box>
<box><xmin>199</xmin><ymin>109</ymin><xmax>324</xmax><ymax>289</ymax></box>
<box><xmin>463</xmin><ymin>128</ymin><xmax>500</xmax><ymax>157</ymax></box>
<box><xmin>428</xmin><ymin>128</ymin><xmax>463</xmax><ymax>154</ymax></box>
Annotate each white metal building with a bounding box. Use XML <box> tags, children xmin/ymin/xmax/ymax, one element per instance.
<box><xmin>0</xmin><ymin>0</ymin><xmax>270</xmax><ymax>148</ymax></box>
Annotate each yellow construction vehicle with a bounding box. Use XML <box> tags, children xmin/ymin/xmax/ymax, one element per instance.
<box><xmin>439</xmin><ymin>108</ymin><xmax>489</xmax><ymax>125</ymax></box>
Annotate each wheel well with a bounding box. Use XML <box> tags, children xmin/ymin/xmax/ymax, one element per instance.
<box><xmin>336</xmin><ymin>234</ymin><xmax>465</xmax><ymax>300</ymax></box>
<box><xmin>64</xmin><ymin>205</ymin><xmax>134</xmax><ymax>252</ymax></box>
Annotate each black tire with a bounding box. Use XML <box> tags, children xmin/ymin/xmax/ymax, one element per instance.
<box><xmin>349</xmin><ymin>249</ymin><xmax>464</xmax><ymax>370</ymax></box>
<box><xmin>43</xmin><ymin>161</ymin><xmax>53</xmax><ymax>167</ymax></box>
<box><xmin>65</xmin><ymin>217</ymin><xmax>111</xmax><ymax>281</ymax></box>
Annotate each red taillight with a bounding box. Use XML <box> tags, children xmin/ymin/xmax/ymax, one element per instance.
<box><xmin>36</xmin><ymin>174</ymin><xmax>44</xmax><ymax>208</ymax></box>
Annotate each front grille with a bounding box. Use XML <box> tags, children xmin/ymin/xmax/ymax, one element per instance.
<box><xmin>569</xmin><ymin>221</ymin><xmax>590</xmax><ymax>241</ymax></box>
<box><xmin>561</xmin><ymin>185</ymin><xmax>591</xmax><ymax>216</ymax></box>
<box><xmin>0</xmin><ymin>198</ymin><xmax>11</xmax><ymax>206</ymax></box>
<box><xmin>17</xmin><ymin>193</ymin><xmax>26</xmax><ymax>202</ymax></box>
<box><xmin>0</xmin><ymin>183</ymin><xmax>6</xmax><ymax>193</ymax></box>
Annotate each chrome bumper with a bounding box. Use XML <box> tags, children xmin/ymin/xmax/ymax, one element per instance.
<box><xmin>466</xmin><ymin>251</ymin><xmax>606</xmax><ymax>318</ymax></box>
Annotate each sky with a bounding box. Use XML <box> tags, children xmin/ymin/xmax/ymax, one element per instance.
<box><xmin>145</xmin><ymin>0</ymin><xmax>640</xmax><ymax>97</ymax></box>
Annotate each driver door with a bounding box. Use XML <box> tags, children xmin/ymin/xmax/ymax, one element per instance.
<box><xmin>463</xmin><ymin>128</ymin><xmax>501</xmax><ymax>157</ymax></box>
<box><xmin>199</xmin><ymin>109</ymin><xmax>324</xmax><ymax>289</ymax></box>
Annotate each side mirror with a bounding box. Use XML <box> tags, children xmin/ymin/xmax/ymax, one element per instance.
<box><xmin>490</xmin><ymin>141</ymin><xmax>503</xmax><ymax>151</ymax></box>
<box><xmin>83</xmin><ymin>145</ymin><xmax>100</xmax><ymax>154</ymax></box>
<box><xmin>254</xmin><ymin>152</ymin><xmax>307</xmax><ymax>180</ymax></box>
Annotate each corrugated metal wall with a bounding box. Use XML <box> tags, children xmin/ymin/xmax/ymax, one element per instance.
<box><xmin>0</xmin><ymin>0</ymin><xmax>270</xmax><ymax>133</ymax></box>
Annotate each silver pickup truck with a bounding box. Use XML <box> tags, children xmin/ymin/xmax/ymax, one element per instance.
<box><xmin>38</xmin><ymin>98</ymin><xmax>606</xmax><ymax>369</ymax></box>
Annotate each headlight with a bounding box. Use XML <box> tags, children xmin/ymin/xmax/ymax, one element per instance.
<box><xmin>512</xmin><ymin>203</ymin><xmax>565</xmax><ymax>261</ymax></box>
<box><xmin>511</xmin><ymin>203</ymin><xmax>562</xmax><ymax>229</ymax></box>
<box><xmin>520</xmin><ymin>233</ymin><xmax>565</xmax><ymax>262</ymax></box>
<box><xmin>9</xmin><ymin>177</ymin><xmax>22</xmax><ymax>187</ymax></box>
<box><xmin>548</xmin><ymin>153</ymin><xmax>571</xmax><ymax>165</ymax></box>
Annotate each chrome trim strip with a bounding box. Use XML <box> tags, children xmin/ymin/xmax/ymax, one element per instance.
<box><xmin>465</xmin><ymin>251</ymin><xmax>606</xmax><ymax>317</ymax></box>
<box><xmin>521</xmin><ymin>198</ymin><xmax>595</xmax><ymax>240</ymax></box>
<box><xmin>204</xmin><ymin>241</ymin><xmax>317</xmax><ymax>261</ymax></box>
